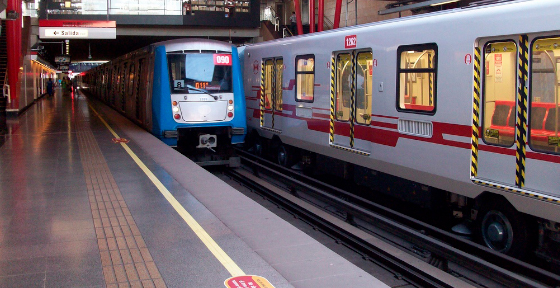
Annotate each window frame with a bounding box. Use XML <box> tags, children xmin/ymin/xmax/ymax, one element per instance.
<box><xmin>263</xmin><ymin>57</ymin><xmax>284</xmax><ymax>111</ymax></box>
<box><xmin>480</xmin><ymin>39</ymin><xmax>518</xmax><ymax>148</ymax></box>
<box><xmin>295</xmin><ymin>54</ymin><xmax>315</xmax><ymax>103</ymax></box>
<box><xmin>528</xmin><ymin>35</ymin><xmax>560</xmax><ymax>155</ymax></box>
<box><xmin>334</xmin><ymin>49</ymin><xmax>373</xmax><ymax>125</ymax></box>
<box><xmin>334</xmin><ymin>51</ymin><xmax>352</xmax><ymax>122</ymax></box>
<box><xmin>354</xmin><ymin>50</ymin><xmax>373</xmax><ymax>126</ymax></box>
<box><xmin>396</xmin><ymin>43</ymin><xmax>438</xmax><ymax>115</ymax></box>
<box><xmin>128</xmin><ymin>63</ymin><xmax>135</xmax><ymax>93</ymax></box>
<box><xmin>263</xmin><ymin>58</ymin><xmax>275</xmax><ymax>111</ymax></box>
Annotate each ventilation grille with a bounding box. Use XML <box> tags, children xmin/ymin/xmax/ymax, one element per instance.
<box><xmin>398</xmin><ymin>119</ymin><xmax>433</xmax><ymax>138</ymax></box>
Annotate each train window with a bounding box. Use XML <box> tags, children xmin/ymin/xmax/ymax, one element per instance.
<box><xmin>356</xmin><ymin>51</ymin><xmax>372</xmax><ymax>125</ymax></box>
<box><xmin>295</xmin><ymin>55</ymin><xmax>315</xmax><ymax>102</ymax></box>
<box><xmin>121</xmin><ymin>63</ymin><xmax>128</xmax><ymax>110</ymax></box>
<box><xmin>397</xmin><ymin>44</ymin><xmax>437</xmax><ymax>114</ymax></box>
<box><xmin>263</xmin><ymin>58</ymin><xmax>284</xmax><ymax>111</ymax></box>
<box><xmin>529</xmin><ymin>37</ymin><xmax>560</xmax><ymax>154</ymax></box>
<box><xmin>482</xmin><ymin>41</ymin><xmax>517</xmax><ymax>147</ymax></box>
<box><xmin>128</xmin><ymin>64</ymin><xmax>135</xmax><ymax>93</ymax></box>
<box><xmin>264</xmin><ymin>59</ymin><xmax>274</xmax><ymax>110</ymax></box>
<box><xmin>275</xmin><ymin>59</ymin><xmax>283</xmax><ymax>111</ymax></box>
<box><xmin>336</xmin><ymin>53</ymin><xmax>351</xmax><ymax>121</ymax></box>
<box><xmin>335</xmin><ymin>51</ymin><xmax>372</xmax><ymax>124</ymax></box>
<box><xmin>167</xmin><ymin>53</ymin><xmax>232</xmax><ymax>94</ymax></box>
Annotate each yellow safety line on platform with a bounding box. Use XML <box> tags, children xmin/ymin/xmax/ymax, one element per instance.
<box><xmin>88</xmin><ymin>104</ymin><xmax>246</xmax><ymax>277</ymax></box>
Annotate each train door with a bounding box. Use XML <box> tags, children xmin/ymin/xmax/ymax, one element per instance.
<box><xmin>331</xmin><ymin>50</ymin><xmax>372</xmax><ymax>154</ymax></box>
<box><xmin>475</xmin><ymin>40</ymin><xmax>520</xmax><ymax>187</ymax></box>
<box><xmin>126</xmin><ymin>62</ymin><xmax>136</xmax><ymax>116</ymax></box>
<box><xmin>120</xmin><ymin>63</ymin><xmax>128</xmax><ymax>112</ymax></box>
<box><xmin>135</xmin><ymin>58</ymin><xmax>146</xmax><ymax>124</ymax></box>
<box><xmin>261</xmin><ymin>57</ymin><xmax>283</xmax><ymax>133</ymax></box>
<box><xmin>525</xmin><ymin>36</ymin><xmax>560</xmax><ymax>194</ymax></box>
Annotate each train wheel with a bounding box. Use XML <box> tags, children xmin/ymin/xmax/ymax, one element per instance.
<box><xmin>277</xmin><ymin>143</ymin><xmax>295</xmax><ymax>168</ymax></box>
<box><xmin>248</xmin><ymin>132</ymin><xmax>263</xmax><ymax>157</ymax></box>
<box><xmin>476</xmin><ymin>198</ymin><xmax>530</xmax><ymax>258</ymax></box>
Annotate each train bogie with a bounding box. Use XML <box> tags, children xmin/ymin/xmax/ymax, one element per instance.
<box><xmin>243</xmin><ymin>0</ymin><xmax>560</xmax><ymax>259</ymax></box>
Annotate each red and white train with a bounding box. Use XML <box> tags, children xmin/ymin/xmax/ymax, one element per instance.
<box><xmin>241</xmin><ymin>0</ymin><xmax>560</xmax><ymax>260</ymax></box>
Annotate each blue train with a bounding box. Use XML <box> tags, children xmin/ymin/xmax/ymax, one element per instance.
<box><xmin>80</xmin><ymin>39</ymin><xmax>246</xmax><ymax>166</ymax></box>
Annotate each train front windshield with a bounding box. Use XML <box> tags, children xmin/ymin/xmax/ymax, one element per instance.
<box><xmin>168</xmin><ymin>53</ymin><xmax>232</xmax><ymax>94</ymax></box>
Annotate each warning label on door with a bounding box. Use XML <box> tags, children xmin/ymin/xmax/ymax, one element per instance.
<box><xmin>224</xmin><ymin>275</ymin><xmax>275</xmax><ymax>288</ymax></box>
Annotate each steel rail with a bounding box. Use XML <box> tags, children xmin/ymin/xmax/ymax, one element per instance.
<box><xmin>227</xmin><ymin>169</ymin><xmax>453</xmax><ymax>288</ymax></box>
<box><xmin>233</xmin><ymin>148</ymin><xmax>559</xmax><ymax>288</ymax></box>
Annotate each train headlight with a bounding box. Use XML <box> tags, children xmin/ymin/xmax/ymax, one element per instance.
<box><xmin>227</xmin><ymin>105</ymin><xmax>233</xmax><ymax>111</ymax></box>
<box><xmin>228</xmin><ymin>99</ymin><xmax>233</xmax><ymax>104</ymax></box>
<box><xmin>172</xmin><ymin>101</ymin><xmax>178</xmax><ymax>106</ymax></box>
<box><xmin>172</xmin><ymin>106</ymin><xmax>179</xmax><ymax>113</ymax></box>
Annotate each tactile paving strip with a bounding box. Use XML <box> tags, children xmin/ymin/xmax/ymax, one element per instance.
<box><xmin>76</xmin><ymin>109</ymin><xmax>167</xmax><ymax>288</ymax></box>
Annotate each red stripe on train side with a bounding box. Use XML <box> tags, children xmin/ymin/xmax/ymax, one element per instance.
<box><xmin>246</xmin><ymin>99</ymin><xmax>560</xmax><ymax>163</ymax></box>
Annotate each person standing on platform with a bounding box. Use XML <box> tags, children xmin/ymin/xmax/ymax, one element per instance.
<box><xmin>289</xmin><ymin>12</ymin><xmax>297</xmax><ymax>36</ymax></box>
<box><xmin>47</xmin><ymin>78</ymin><xmax>54</xmax><ymax>97</ymax></box>
<box><xmin>61</xmin><ymin>77</ymin><xmax>67</xmax><ymax>91</ymax></box>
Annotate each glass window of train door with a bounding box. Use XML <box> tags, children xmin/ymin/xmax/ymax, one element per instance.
<box><xmin>264</xmin><ymin>59</ymin><xmax>274</xmax><ymax>110</ymax></box>
<box><xmin>396</xmin><ymin>43</ymin><xmax>437</xmax><ymax>114</ymax></box>
<box><xmin>481</xmin><ymin>40</ymin><xmax>517</xmax><ymax>147</ymax></box>
<box><xmin>336</xmin><ymin>52</ymin><xmax>351</xmax><ymax>121</ymax></box>
<box><xmin>275</xmin><ymin>58</ymin><xmax>283</xmax><ymax>111</ymax></box>
<box><xmin>121</xmin><ymin>63</ymin><xmax>128</xmax><ymax>111</ymax></box>
<box><xmin>128</xmin><ymin>63</ymin><xmax>135</xmax><ymax>96</ymax></box>
<box><xmin>529</xmin><ymin>36</ymin><xmax>560</xmax><ymax>155</ymax></box>
<box><xmin>135</xmin><ymin>59</ymin><xmax>144</xmax><ymax>121</ymax></box>
<box><xmin>295</xmin><ymin>54</ymin><xmax>315</xmax><ymax>102</ymax></box>
<box><xmin>112</xmin><ymin>65</ymin><xmax>118</xmax><ymax>104</ymax></box>
<box><xmin>356</xmin><ymin>51</ymin><xmax>372</xmax><ymax>125</ymax></box>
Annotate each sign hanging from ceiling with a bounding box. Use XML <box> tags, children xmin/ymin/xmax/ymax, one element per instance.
<box><xmin>39</xmin><ymin>20</ymin><xmax>116</xmax><ymax>39</ymax></box>
<box><xmin>55</xmin><ymin>55</ymin><xmax>71</xmax><ymax>64</ymax></box>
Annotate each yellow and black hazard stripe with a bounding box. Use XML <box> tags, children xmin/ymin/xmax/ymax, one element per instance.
<box><xmin>329</xmin><ymin>54</ymin><xmax>336</xmax><ymax>144</ymax></box>
<box><xmin>330</xmin><ymin>143</ymin><xmax>370</xmax><ymax>156</ymax></box>
<box><xmin>259</xmin><ymin>60</ymin><xmax>264</xmax><ymax>128</ymax></box>
<box><xmin>471</xmin><ymin>47</ymin><xmax>481</xmax><ymax>179</ymax></box>
<box><xmin>260</xmin><ymin>126</ymin><xmax>282</xmax><ymax>134</ymax></box>
<box><xmin>473</xmin><ymin>180</ymin><xmax>560</xmax><ymax>204</ymax></box>
<box><xmin>350</xmin><ymin>50</ymin><xmax>356</xmax><ymax>148</ymax></box>
<box><xmin>429</xmin><ymin>54</ymin><xmax>433</xmax><ymax>106</ymax></box>
<box><xmin>515</xmin><ymin>34</ymin><xmax>528</xmax><ymax>188</ymax></box>
<box><xmin>271</xmin><ymin>59</ymin><xmax>276</xmax><ymax>129</ymax></box>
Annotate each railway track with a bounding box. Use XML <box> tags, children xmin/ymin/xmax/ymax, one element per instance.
<box><xmin>225</xmin><ymin>148</ymin><xmax>560</xmax><ymax>288</ymax></box>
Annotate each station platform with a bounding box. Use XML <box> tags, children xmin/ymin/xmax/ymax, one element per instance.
<box><xmin>0</xmin><ymin>88</ymin><xmax>390</xmax><ymax>288</ymax></box>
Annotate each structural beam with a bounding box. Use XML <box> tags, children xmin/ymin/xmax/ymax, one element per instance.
<box><xmin>309</xmin><ymin>0</ymin><xmax>315</xmax><ymax>33</ymax></box>
<box><xmin>293</xmin><ymin>0</ymin><xmax>303</xmax><ymax>35</ymax></box>
<box><xmin>318</xmin><ymin>0</ymin><xmax>324</xmax><ymax>32</ymax></box>
<box><xmin>333</xmin><ymin>0</ymin><xmax>342</xmax><ymax>29</ymax></box>
<box><xmin>6</xmin><ymin>0</ymin><xmax>21</xmax><ymax>108</ymax></box>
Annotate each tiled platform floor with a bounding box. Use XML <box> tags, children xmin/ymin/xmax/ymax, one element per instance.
<box><xmin>0</xmin><ymin>88</ymin><xmax>390</xmax><ymax>288</ymax></box>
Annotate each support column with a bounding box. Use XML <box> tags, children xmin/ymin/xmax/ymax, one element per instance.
<box><xmin>293</xmin><ymin>0</ymin><xmax>303</xmax><ymax>36</ymax></box>
<box><xmin>334</xmin><ymin>0</ymin><xmax>342</xmax><ymax>29</ymax></box>
<box><xmin>6</xmin><ymin>0</ymin><xmax>22</xmax><ymax>109</ymax></box>
<box><xmin>309</xmin><ymin>0</ymin><xmax>315</xmax><ymax>33</ymax></box>
<box><xmin>318</xmin><ymin>0</ymin><xmax>324</xmax><ymax>32</ymax></box>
